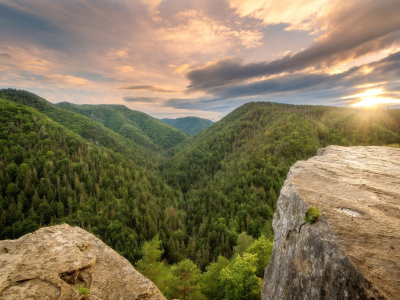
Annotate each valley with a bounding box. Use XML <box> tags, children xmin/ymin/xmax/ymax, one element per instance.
<box><xmin>1</xmin><ymin>89</ymin><xmax>400</xmax><ymax>299</ymax></box>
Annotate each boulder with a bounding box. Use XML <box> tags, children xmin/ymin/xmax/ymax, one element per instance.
<box><xmin>0</xmin><ymin>224</ymin><xmax>165</xmax><ymax>300</ymax></box>
<box><xmin>262</xmin><ymin>146</ymin><xmax>400</xmax><ymax>300</ymax></box>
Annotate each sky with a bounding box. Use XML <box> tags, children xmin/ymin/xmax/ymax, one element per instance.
<box><xmin>1</xmin><ymin>0</ymin><xmax>400</xmax><ymax>120</ymax></box>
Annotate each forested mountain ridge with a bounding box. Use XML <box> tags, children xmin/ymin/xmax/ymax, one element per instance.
<box><xmin>0</xmin><ymin>89</ymin><xmax>161</xmax><ymax>168</ymax></box>
<box><xmin>57</xmin><ymin>102</ymin><xmax>187</xmax><ymax>150</ymax></box>
<box><xmin>161</xmin><ymin>102</ymin><xmax>400</xmax><ymax>268</ymax></box>
<box><xmin>0</xmin><ymin>98</ymin><xmax>185</xmax><ymax>264</ymax></box>
<box><xmin>2</xmin><ymin>89</ymin><xmax>400</xmax><ymax>299</ymax></box>
<box><xmin>161</xmin><ymin>116</ymin><xmax>214</xmax><ymax>135</ymax></box>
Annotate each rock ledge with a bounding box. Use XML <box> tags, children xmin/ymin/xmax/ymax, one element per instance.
<box><xmin>0</xmin><ymin>224</ymin><xmax>165</xmax><ymax>300</ymax></box>
<box><xmin>262</xmin><ymin>146</ymin><xmax>400</xmax><ymax>300</ymax></box>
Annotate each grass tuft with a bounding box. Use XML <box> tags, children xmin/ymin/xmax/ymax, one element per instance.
<box><xmin>303</xmin><ymin>206</ymin><xmax>320</xmax><ymax>224</ymax></box>
<box><xmin>76</xmin><ymin>285</ymin><xmax>90</xmax><ymax>299</ymax></box>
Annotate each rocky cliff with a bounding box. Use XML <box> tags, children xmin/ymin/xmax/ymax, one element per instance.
<box><xmin>0</xmin><ymin>224</ymin><xmax>165</xmax><ymax>300</ymax></box>
<box><xmin>262</xmin><ymin>146</ymin><xmax>400</xmax><ymax>300</ymax></box>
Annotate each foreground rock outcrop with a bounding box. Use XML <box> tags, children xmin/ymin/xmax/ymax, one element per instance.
<box><xmin>262</xmin><ymin>146</ymin><xmax>400</xmax><ymax>300</ymax></box>
<box><xmin>0</xmin><ymin>224</ymin><xmax>165</xmax><ymax>300</ymax></box>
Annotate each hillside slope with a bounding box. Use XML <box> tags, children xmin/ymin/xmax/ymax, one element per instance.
<box><xmin>162</xmin><ymin>102</ymin><xmax>400</xmax><ymax>268</ymax></box>
<box><xmin>57</xmin><ymin>102</ymin><xmax>187</xmax><ymax>150</ymax></box>
<box><xmin>161</xmin><ymin>116</ymin><xmax>213</xmax><ymax>135</ymax></box>
<box><xmin>0</xmin><ymin>89</ymin><xmax>160</xmax><ymax>168</ymax></box>
<box><xmin>2</xmin><ymin>92</ymin><xmax>400</xmax><ymax>277</ymax></box>
<box><xmin>0</xmin><ymin>98</ymin><xmax>183</xmax><ymax>264</ymax></box>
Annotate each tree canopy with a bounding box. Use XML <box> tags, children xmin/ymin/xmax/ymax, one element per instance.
<box><xmin>2</xmin><ymin>89</ymin><xmax>400</xmax><ymax>299</ymax></box>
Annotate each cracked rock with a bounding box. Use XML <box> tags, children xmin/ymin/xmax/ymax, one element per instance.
<box><xmin>262</xmin><ymin>146</ymin><xmax>400</xmax><ymax>300</ymax></box>
<box><xmin>0</xmin><ymin>224</ymin><xmax>165</xmax><ymax>300</ymax></box>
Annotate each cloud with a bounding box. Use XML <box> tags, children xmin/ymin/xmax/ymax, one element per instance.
<box><xmin>1</xmin><ymin>0</ymin><xmax>400</xmax><ymax>117</ymax></box>
<box><xmin>186</xmin><ymin>0</ymin><xmax>400</xmax><ymax>91</ymax></box>
<box><xmin>138</xmin><ymin>51</ymin><xmax>400</xmax><ymax>113</ymax></box>
<box><xmin>228</xmin><ymin>0</ymin><xmax>327</xmax><ymax>31</ymax></box>
<box><xmin>141</xmin><ymin>0</ymin><xmax>163</xmax><ymax>21</ymax></box>
<box><xmin>107</xmin><ymin>48</ymin><xmax>128</xmax><ymax>59</ymax></box>
<box><xmin>42</xmin><ymin>74</ymin><xmax>90</xmax><ymax>86</ymax></box>
<box><xmin>0</xmin><ymin>2</ymin><xmax>66</xmax><ymax>50</ymax></box>
<box><xmin>208</xmin><ymin>72</ymin><xmax>345</xmax><ymax>99</ymax></box>
<box><xmin>123</xmin><ymin>96</ymin><xmax>164</xmax><ymax>102</ymax></box>
<box><xmin>115</xmin><ymin>66</ymin><xmax>134</xmax><ymax>73</ymax></box>
<box><xmin>161</xmin><ymin>97</ymin><xmax>245</xmax><ymax>113</ymax></box>
<box><xmin>174</xmin><ymin>64</ymin><xmax>189</xmax><ymax>74</ymax></box>
<box><xmin>192</xmin><ymin>51</ymin><xmax>400</xmax><ymax>102</ymax></box>
<box><xmin>234</xmin><ymin>30</ymin><xmax>264</xmax><ymax>49</ymax></box>
<box><xmin>119</xmin><ymin>85</ymin><xmax>179</xmax><ymax>93</ymax></box>
<box><xmin>0</xmin><ymin>48</ymin><xmax>52</xmax><ymax>72</ymax></box>
<box><xmin>157</xmin><ymin>10</ymin><xmax>263</xmax><ymax>51</ymax></box>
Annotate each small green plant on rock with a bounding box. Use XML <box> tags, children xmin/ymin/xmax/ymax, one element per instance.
<box><xmin>303</xmin><ymin>206</ymin><xmax>320</xmax><ymax>224</ymax></box>
<box><xmin>76</xmin><ymin>285</ymin><xmax>90</xmax><ymax>299</ymax></box>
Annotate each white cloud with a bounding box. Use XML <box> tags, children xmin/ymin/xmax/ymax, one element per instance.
<box><xmin>228</xmin><ymin>0</ymin><xmax>329</xmax><ymax>31</ymax></box>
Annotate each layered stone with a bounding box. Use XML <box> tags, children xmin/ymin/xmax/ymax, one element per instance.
<box><xmin>262</xmin><ymin>146</ymin><xmax>400</xmax><ymax>300</ymax></box>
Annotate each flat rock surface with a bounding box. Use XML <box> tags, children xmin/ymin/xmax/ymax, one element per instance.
<box><xmin>262</xmin><ymin>146</ymin><xmax>400</xmax><ymax>299</ymax></box>
<box><xmin>0</xmin><ymin>224</ymin><xmax>165</xmax><ymax>300</ymax></box>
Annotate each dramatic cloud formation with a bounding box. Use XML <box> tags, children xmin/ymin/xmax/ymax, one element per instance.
<box><xmin>186</xmin><ymin>0</ymin><xmax>400</xmax><ymax>92</ymax></box>
<box><xmin>198</xmin><ymin>51</ymin><xmax>400</xmax><ymax>107</ymax></box>
<box><xmin>0</xmin><ymin>0</ymin><xmax>399</xmax><ymax>118</ymax></box>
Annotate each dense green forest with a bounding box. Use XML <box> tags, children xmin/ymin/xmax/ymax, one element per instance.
<box><xmin>0</xmin><ymin>89</ymin><xmax>175</xmax><ymax>169</ymax></box>
<box><xmin>1</xmin><ymin>89</ymin><xmax>400</xmax><ymax>299</ymax></box>
<box><xmin>161</xmin><ymin>117</ymin><xmax>214</xmax><ymax>135</ymax></box>
<box><xmin>0</xmin><ymin>98</ymin><xmax>188</xmax><ymax>264</ymax></box>
<box><xmin>160</xmin><ymin>102</ymin><xmax>400</xmax><ymax>269</ymax></box>
<box><xmin>57</xmin><ymin>102</ymin><xmax>187</xmax><ymax>150</ymax></box>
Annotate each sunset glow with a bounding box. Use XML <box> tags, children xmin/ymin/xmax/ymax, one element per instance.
<box><xmin>342</xmin><ymin>88</ymin><xmax>400</xmax><ymax>107</ymax></box>
<box><xmin>351</xmin><ymin>97</ymin><xmax>400</xmax><ymax>107</ymax></box>
<box><xmin>0</xmin><ymin>0</ymin><xmax>400</xmax><ymax>116</ymax></box>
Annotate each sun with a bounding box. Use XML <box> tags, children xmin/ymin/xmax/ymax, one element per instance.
<box><xmin>342</xmin><ymin>88</ymin><xmax>400</xmax><ymax>108</ymax></box>
<box><xmin>351</xmin><ymin>97</ymin><xmax>400</xmax><ymax>107</ymax></box>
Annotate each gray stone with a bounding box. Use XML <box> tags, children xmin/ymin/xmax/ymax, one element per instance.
<box><xmin>262</xmin><ymin>146</ymin><xmax>400</xmax><ymax>300</ymax></box>
<box><xmin>0</xmin><ymin>224</ymin><xmax>166</xmax><ymax>300</ymax></box>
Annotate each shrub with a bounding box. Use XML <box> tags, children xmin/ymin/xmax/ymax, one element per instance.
<box><xmin>303</xmin><ymin>206</ymin><xmax>320</xmax><ymax>224</ymax></box>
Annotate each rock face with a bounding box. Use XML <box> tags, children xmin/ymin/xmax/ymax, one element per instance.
<box><xmin>262</xmin><ymin>146</ymin><xmax>400</xmax><ymax>300</ymax></box>
<box><xmin>0</xmin><ymin>224</ymin><xmax>165</xmax><ymax>300</ymax></box>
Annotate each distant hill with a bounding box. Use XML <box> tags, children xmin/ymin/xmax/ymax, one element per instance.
<box><xmin>0</xmin><ymin>89</ymin><xmax>163</xmax><ymax>168</ymax></box>
<box><xmin>161</xmin><ymin>116</ymin><xmax>214</xmax><ymax>135</ymax></box>
<box><xmin>56</xmin><ymin>102</ymin><xmax>187</xmax><ymax>150</ymax></box>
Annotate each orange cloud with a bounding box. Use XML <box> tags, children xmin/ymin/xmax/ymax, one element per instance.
<box><xmin>174</xmin><ymin>64</ymin><xmax>190</xmax><ymax>74</ymax></box>
<box><xmin>157</xmin><ymin>10</ymin><xmax>263</xmax><ymax>51</ymax></box>
<box><xmin>115</xmin><ymin>66</ymin><xmax>134</xmax><ymax>73</ymax></box>
<box><xmin>43</xmin><ymin>74</ymin><xmax>90</xmax><ymax>86</ymax></box>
